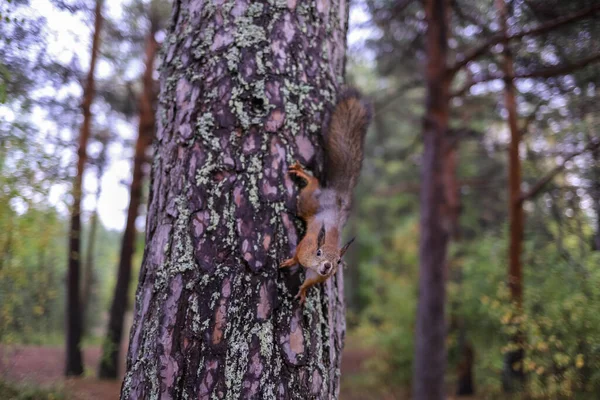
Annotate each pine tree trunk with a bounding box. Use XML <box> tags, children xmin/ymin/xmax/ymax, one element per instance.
<box><xmin>120</xmin><ymin>1</ymin><xmax>349</xmax><ymax>398</ymax></box>
<box><xmin>413</xmin><ymin>0</ymin><xmax>451</xmax><ymax>398</ymax></box>
<box><xmin>65</xmin><ymin>0</ymin><xmax>103</xmax><ymax>377</ymax></box>
<box><xmin>592</xmin><ymin>136</ymin><xmax>600</xmax><ymax>251</ymax></box>
<box><xmin>98</xmin><ymin>22</ymin><xmax>158</xmax><ymax>380</ymax></box>
<box><xmin>82</xmin><ymin>209</ymin><xmax>98</xmax><ymax>333</ymax></box>
<box><xmin>443</xmin><ymin>134</ymin><xmax>476</xmax><ymax>396</ymax></box>
<box><xmin>497</xmin><ymin>0</ymin><xmax>525</xmax><ymax>392</ymax></box>
<box><xmin>82</xmin><ymin>138</ymin><xmax>108</xmax><ymax>337</ymax></box>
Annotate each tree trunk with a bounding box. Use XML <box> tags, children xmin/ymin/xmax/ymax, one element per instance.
<box><xmin>592</xmin><ymin>133</ymin><xmax>600</xmax><ymax>251</ymax></box>
<box><xmin>456</xmin><ymin>337</ymin><xmax>474</xmax><ymax>396</ymax></box>
<box><xmin>413</xmin><ymin>0</ymin><xmax>451</xmax><ymax>399</ymax></box>
<box><xmin>120</xmin><ymin>1</ymin><xmax>349</xmax><ymax>398</ymax></box>
<box><xmin>98</xmin><ymin>22</ymin><xmax>158</xmax><ymax>380</ymax></box>
<box><xmin>497</xmin><ymin>0</ymin><xmax>525</xmax><ymax>392</ymax></box>
<box><xmin>82</xmin><ymin>208</ymin><xmax>99</xmax><ymax>333</ymax></box>
<box><xmin>82</xmin><ymin>137</ymin><xmax>108</xmax><ymax>336</ymax></box>
<box><xmin>65</xmin><ymin>0</ymin><xmax>103</xmax><ymax>377</ymax></box>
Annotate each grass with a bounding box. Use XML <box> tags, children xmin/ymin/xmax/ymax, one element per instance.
<box><xmin>0</xmin><ymin>380</ymin><xmax>65</xmax><ymax>400</ymax></box>
<box><xmin>1</xmin><ymin>333</ymin><xmax>103</xmax><ymax>347</ymax></box>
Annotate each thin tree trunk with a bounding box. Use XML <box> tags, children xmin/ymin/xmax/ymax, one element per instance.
<box><xmin>65</xmin><ymin>0</ymin><xmax>103</xmax><ymax>377</ymax></box>
<box><xmin>497</xmin><ymin>0</ymin><xmax>525</xmax><ymax>391</ymax></box>
<box><xmin>82</xmin><ymin>137</ymin><xmax>108</xmax><ymax>336</ymax></box>
<box><xmin>591</xmin><ymin>130</ymin><xmax>600</xmax><ymax>251</ymax></box>
<box><xmin>443</xmin><ymin>134</ymin><xmax>476</xmax><ymax>396</ymax></box>
<box><xmin>82</xmin><ymin>209</ymin><xmax>99</xmax><ymax>332</ymax></box>
<box><xmin>120</xmin><ymin>1</ymin><xmax>349</xmax><ymax>398</ymax></box>
<box><xmin>413</xmin><ymin>0</ymin><xmax>451</xmax><ymax>398</ymax></box>
<box><xmin>456</xmin><ymin>331</ymin><xmax>474</xmax><ymax>396</ymax></box>
<box><xmin>98</xmin><ymin>22</ymin><xmax>158</xmax><ymax>380</ymax></box>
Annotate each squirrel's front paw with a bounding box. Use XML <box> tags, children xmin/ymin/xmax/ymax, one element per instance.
<box><xmin>288</xmin><ymin>161</ymin><xmax>303</xmax><ymax>173</ymax></box>
<box><xmin>279</xmin><ymin>258</ymin><xmax>296</xmax><ymax>268</ymax></box>
<box><xmin>295</xmin><ymin>290</ymin><xmax>307</xmax><ymax>305</ymax></box>
<box><xmin>288</xmin><ymin>161</ymin><xmax>310</xmax><ymax>181</ymax></box>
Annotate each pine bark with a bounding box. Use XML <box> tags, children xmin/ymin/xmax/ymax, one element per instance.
<box><xmin>65</xmin><ymin>0</ymin><xmax>103</xmax><ymax>377</ymax></box>
<box><xmin>497</xmin><ymin>0</ymin><xmax>525</xmax><ymax>391</ymax></box>
<box><xmin>98</xmin><ymin>21</ymin><xmax>158</xmax><ymax>379</ymax></box>
<box><xmin>120</xmin><ymin>1</ymin><xmax>349</xmax><ymax>398</ymax></box>
<box><xmin>413</xmin><ymin>0</ymin><xmax>451</xmax><ymax>398</ymax></box>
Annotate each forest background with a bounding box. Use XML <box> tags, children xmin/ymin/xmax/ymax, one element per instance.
<box><xmin>1</xmin><ymin>0</ymin><xmax>600</xmax><ymax>399</ymax></box>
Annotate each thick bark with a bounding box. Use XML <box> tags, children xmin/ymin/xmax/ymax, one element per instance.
<box><xmin>120</xmin><ymin>1</ymin><xmax>349</xmax><ymax>398</ymax></box>
<box><xmin>98</xmin><ymin>23</ymin><xmax>158</xmax><ymax>380</ymax></box>
<box><xmin>413</xmin><ymin>0</ymin><xmax>451</xmax><ymax>399</ymax></box>
<box><xmin>65</xmin><ymin>0</ymin><xmax>103</xmax><ymax>377</ymax></box>
<box><xmin>497</xmin><ymin>0</ymin><xmax>525</xmax><ymax>391</ymax></box>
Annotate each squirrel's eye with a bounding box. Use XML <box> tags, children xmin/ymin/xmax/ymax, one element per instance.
<box><xmin>316</xmin><ymin>249</ymin><xmax>322</xmax><ymax>257</ymax></box>
<box><xmin>337</xmin><ymin>259</ymin><xmax>341</xmax><ymax>264</ymax></box>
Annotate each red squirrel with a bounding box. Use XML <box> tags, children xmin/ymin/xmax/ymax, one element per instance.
<box><xmin>280</xmin><ymin>88</ymin><xmax>372</xmax><ymax>304</ymax></box>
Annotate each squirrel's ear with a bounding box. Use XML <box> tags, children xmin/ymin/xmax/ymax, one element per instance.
<box><xmin>317</xmin><ymin>224</ymin><xmax>326</xmax><ymax>248</ymax></box>
<box><xmin>340</xmin><ymin>237</ymin><xmax>356</xmax><ymax>258</ymax></box>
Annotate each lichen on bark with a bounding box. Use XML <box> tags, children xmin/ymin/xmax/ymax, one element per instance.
<box><xmin>121</xmin><ymin>0</ymin><xmax>349</xmax><ymax>399</ymax></box>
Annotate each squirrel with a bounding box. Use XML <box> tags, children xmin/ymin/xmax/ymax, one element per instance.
<box><xmin>280</xmin><ymin>88</ymin><xmax>372</xmax><ymax>305</ymax></box>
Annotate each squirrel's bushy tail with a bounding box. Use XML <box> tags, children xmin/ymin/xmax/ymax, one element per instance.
<box><xmin>325</xmin><ymin>88</ymin><xmax>372</xmax><ymax>193</ymax></box>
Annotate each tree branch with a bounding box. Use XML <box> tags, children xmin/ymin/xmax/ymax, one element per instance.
<box><xmin>376</xmin><ymin>177</ymin><xmax>501</xmax><ymax>197</ymax></box>
<box><xmin>373</xmin><ymin>79</ymin><xmax>423</xmax><ymax>114</ymax></box>
<box><xmin>450</xmin><ymin>52</ymin><xmax>600</xmax><ymax>97</ymax></box>
<box><xmin>392</xmin><ymin>0</ymin><xmax>416</xmax><ymax>15</ymax></box>
<box><xmin>520</xmin><ymin>101</ymin><xmax>545</xmax><ymax>136</ymax></box>
<box><xmin>520</xmin><ymin>140</ymin><xmax>600</xmax><ymax>203</ymax></box>
<box><xmin>448</xmin><ymin>4</ymin><xmax>600</xmax><ymax>75</ymax></box>
<box><xmin>516</xmin><ymin>52</ymin><xmax>600</xmax><ymax>79</ymax></box>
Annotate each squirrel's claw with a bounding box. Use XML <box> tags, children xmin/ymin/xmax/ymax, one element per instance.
<box><xmin>288</xmin><ymin>161</ymin><xmax>303</xmax><ymax>172</ymax></box>
<box><xmin>279</xmin><ymin>258</ymin><xmax>296</xmax><ymax>268</ymax></box>
<box><xmin>288</xmin><ymin>161</ymin><xmax>311</xmax><ymax>182</ymax></box>
<box><xmin>295</xmin><ymin>290</ymin><xmax>307</xmax><ymax>305</ymax></box>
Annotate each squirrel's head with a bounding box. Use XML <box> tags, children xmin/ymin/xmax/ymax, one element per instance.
<box><xmin>303</xmin><ymin>224</ymin><xmax>355</xmax><ymax>276</ymax></box>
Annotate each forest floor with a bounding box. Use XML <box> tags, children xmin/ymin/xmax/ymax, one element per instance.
<box><xmin>0</xmin><ymin>343</ymin><xmax>385</xmax><ymax>400</ymax></box>
<box><xmin>0</xmin><ymin>345</ymin><xmax>122</xmax><ymax>399</ymax></box>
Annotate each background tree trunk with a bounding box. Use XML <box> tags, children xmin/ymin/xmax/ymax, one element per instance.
<box><xmin>497</xmin><ymin>0</ymin><xmax>525</xmax><ymax>392</ymax></box>
<box><xmin>413</xmin><ymin>0</ymin><xmax>451</xmax><ymax>398</ymax></box>
<box><xmin>98</xmin><ymin>21</ymin><xmax>158</xmax><ymax>380</ymax></box>
<box><xmin>82</xmin><ymin>202</ymin><xmax>99</xmax><ymax>329</ymax></box>
<box><xmin>65</xmin><ymin>0</ymin><xmax>103</xmax><ymax>377</ymax></box>
<box><xmin>81</xmin><ymin>134</ymin><xmax>108</xmax><ymax>337</ymax></box>
<box><xmin>591</xmin><ymin>127</ymin><xmax>600</xmax><ymax>251</ymax></box>
<box><xmin>81</xmin><ymin>147</ymin><xmax>107</xmax><ymax>335</ymax></box>
<box><xmin>120</xmin><ymin>1</ymin><xmax>349</xmax><ymax>398</ymax></box>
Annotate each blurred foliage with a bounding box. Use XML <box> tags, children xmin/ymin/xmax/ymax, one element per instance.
<box><xmin>0</xmin><ymin>198</ymin><xmax>124</xmax><ymax>344</ymax></box>
<box><xmin>0</xmin><ymin>380</ymin><xmax>65</xmax><ymax>400</ymax></box>
<box><xmin>0</xmin><ymin>0</ymin><xmax>159</xmax><ymax>342</ymax></box>
<box><xmin>0</xmin><ymin>0</ymin><xmax>599</xmax><ymax>398</ymax></box>
<box><xmin>346</xmin><ymin>0</ymin><xmax>600</xmax><ymax>398</ymax></box>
